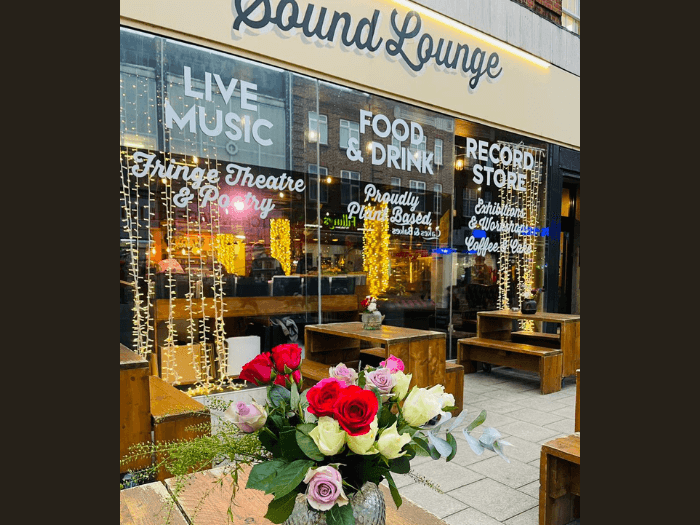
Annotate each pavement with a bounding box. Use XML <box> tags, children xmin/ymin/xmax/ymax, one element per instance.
<box><xmin>381</xmin><ymin>367</ymin><xmax>579</xmax><ymax>525</ymax></box>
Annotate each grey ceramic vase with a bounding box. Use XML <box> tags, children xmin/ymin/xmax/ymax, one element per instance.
<box><xmin>284</xmin><ymin>482</ymin><xmax>386</xmax><ymax>525</ymax></box>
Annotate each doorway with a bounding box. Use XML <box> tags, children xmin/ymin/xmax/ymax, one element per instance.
<box><xmin>558</xmin><ymin>178</ymin><xmax>580</xmax><ymax>314</ymax></box>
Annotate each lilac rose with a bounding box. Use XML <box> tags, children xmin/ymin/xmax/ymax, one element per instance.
<box><xmin>329</xmin><ymin>362</ymin><xmax>358</xmax><ymax>385</ymax></box>
<box><xmin>364</xmin><ymin>368</ymin><xmax>396</xmax><ymax>399</ymax></box>
<box><xmin>303</xmin><ymin>465</ymin><xmax>349</xmax><ymax>511</ymax></box>
<box><xmin>223</xmin><ymin>401</ymin><xmax>267</xmax><ymax>433</ymax></box>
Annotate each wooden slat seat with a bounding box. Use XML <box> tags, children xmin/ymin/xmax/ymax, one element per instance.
<box><xmin>512</xmin><ymin>330</ymin><xmax>560</xmax><ymax>341</ymax></box>
<box><xmin>359</xmin><ymin>347</ymin><xmax>387</xmax><ymax>359</ymax></box>
<box><xmin>299</xmin><ymin>359</ymin><xmax>331</xmax><ymax>389</ymax></box>
<box><xmin>457</xmin><ymin>337</ymin><xmax>563</xmax><ymax>394</ymax></box>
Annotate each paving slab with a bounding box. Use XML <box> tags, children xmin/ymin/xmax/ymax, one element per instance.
<box><xmin>498</xmin><ymin>420</ymin><xmax>564</xmax><ymax>443</ymax></box>
<box><xmin>443</xmin><ymin>507</ymin><xmax>504</xmax><ymax>525</ymax></box>
<box><xmin>412</xmin><ymin>458</ymin><xmax>486</xmax><ymax>492</ymax></box>
<box><xmin>396</xmin><ymin>483</ymin><xmax>470</xmax><ymax>518</ymax></box>
<box><xmin>448</xmin><ymin>478</ymin><xmax>538</xmax><ymax>522</ymax></box>
<box><xmin>506</xmin><ymin>407</ymin><xmax>565</xmax><ymax>426</ymax></box>
<box><xmin>517</xmin><ymin>480</ymin><xmax>540</xmax><ymax>499</ymax></box>
<box><xmin>467</xmin><ymin>456</ymin><xmax>540</xmax><ymax>489</ymax></box>
<box><xmin>504</xmin><ymin>506</ymin><xmax>539</xmax><ymax>525</ymax></box>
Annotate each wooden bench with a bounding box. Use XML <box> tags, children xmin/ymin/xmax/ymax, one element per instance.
<box><xmin>457</xmin><ymin>337</ymin><xmax>564</xmax><ymax>394</ymax></box>
<box><xmin>540</xmin><ymin>434</ymin><xmax>580</xmax><ymax>525</ymax></box>
<box><xmin>120</xmin><ymin>344</ymin><xmax>211</xmax><ymax>481</ymax></box>
<box><xmin>149</xmin><ymin>375</ymin><xmax>211</xmax><ymax>481</ymax></box>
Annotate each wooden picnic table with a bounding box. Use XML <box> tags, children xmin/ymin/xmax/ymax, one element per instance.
<box><xmin>304</xmin><ymin>322</ymin><xmax>447</xmax><ymax>389</ymax></box>
<box><xmin>120</xmin><ymin>463</ymin><xmax>449</xmax><ymax>525</ymax></box>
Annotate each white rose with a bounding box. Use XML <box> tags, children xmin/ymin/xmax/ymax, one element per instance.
<box><xmin>367</xmin><ymin>302</ymin><xmax>377</xmax><ymax>312</ymax></box>
<box><xmin>391</xmin><ymin>371</ymin><xmax>412</xmax><ymax>401</ymax></box>
<box><xmin>401</xmin><ymin>386</ymin><xmax>443</xmax><ymax>427</ymax></box>
<box><xmin>376</xmin><ymin>421</ymin><xmax>412</xmax><ymax>459</ymax></box>
<box><xmin>309</xmin><ymin>416</ymin><xmax>347</xmax><ymax>456</ymax></box>
<box><xmin>427</xmin><ymin>384</ymin><xmax>454</xmax><ymax>408</ymax></box>
<box><xmin>346</xmin><ymin>417</ymin><xmax>379</xmax><ymax>455</ymax></box>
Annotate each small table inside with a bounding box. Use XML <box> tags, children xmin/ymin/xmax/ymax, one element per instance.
<box><xmin>304</xmin><ymin>322</ymin><xmax>447</xmax><ymax>389</ymax></box>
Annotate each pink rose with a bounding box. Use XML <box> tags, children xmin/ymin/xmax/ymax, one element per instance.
<box><xmin>365</xmin><ymin>368</ymin><xmax>396</xmax><ymax>396</ymax></box>
<box><xmin>223</xmin><ymin>401</ymin><xmax>267</xmax><ymax>433</ymax></box>
<box><xmin>379</xmin><ymin>355</ymin><xmax>404</xmax><ymax>373</ymax></box>
<box><xmin>329</xmin><ymin>363</ymin><xmax>358</xmax><ymax>385</ymax></box>
<box><xmin>303</xmin><ymin>465</ymin><xmax>349</xmax><ymax>511</ymax></box>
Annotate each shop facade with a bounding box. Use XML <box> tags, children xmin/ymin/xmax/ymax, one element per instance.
<box><xmin>120</xmin><ymin>0</ymin><xmax>580</xmax><ymax>393</ymax></box>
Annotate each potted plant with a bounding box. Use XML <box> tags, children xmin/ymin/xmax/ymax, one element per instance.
<box><xmin>521</xmin><ymin>287</ymin><xmax>543</xmax><ymax>314</ymax></box>
<box><xmin>360</xmin><ymin>295</ymin><xmax>383</xmax><ymax>330</ymax></box>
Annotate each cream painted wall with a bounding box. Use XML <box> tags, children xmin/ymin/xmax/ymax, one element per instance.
<box><xmin>120</xmin><ymin>0</ymin><xmax>579</xmax><ymax>149</ymax></box>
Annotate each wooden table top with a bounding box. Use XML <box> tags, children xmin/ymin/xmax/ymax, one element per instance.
<box><xmin>305</xmin><ymin>322</ymin><xmax>446</xmax><ymax>343</ymax></box>
<box><xmin>477</xmin><ymin>309</ymin><xmax>581</xmax><ymax>323</ymax></box>
<box><xmin>541</xmin><ymin>433</ymin><xmax>581</xmax><ymax>465</ymax></box>
<box><xmin>120</xmin><ymin>464</ymin><xmax>449</xmax><ymax>525</ymax></box>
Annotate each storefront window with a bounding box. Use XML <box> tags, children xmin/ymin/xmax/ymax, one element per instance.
<box><xmin>120</xmin><ymin>26</ymin><xmax>552</xmax><ymax>388</ymax></box>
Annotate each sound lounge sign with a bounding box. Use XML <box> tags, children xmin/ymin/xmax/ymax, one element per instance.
<box><xmin>231</xmin><ymin>0</ymin><xmax>503</xmax><ymax>93</ymax></box>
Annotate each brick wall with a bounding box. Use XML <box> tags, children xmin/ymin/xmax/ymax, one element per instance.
<box><xmin>511</xmin><ymin>0</ymin><xmax>563</xmax><ymax>26</ymax></box>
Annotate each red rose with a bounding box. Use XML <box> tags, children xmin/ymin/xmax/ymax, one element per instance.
<box><xmin>239</xmin><ymin>353</ymin><xmax>274</xmax><ymax>386</ymax></box>
<box><xmin>332</xmin><ymin>385</ymin><xmax>379</xmax><ymax>436</ymax></box>
<box><xmin>307</xmin><ymin>378</ymin><xmax>346</xmax><ymax>418</ymax></box>
<box><xmin>292</xmin><ymin>369</ymin><xmax>301</xmax><ymax>385</ymax></box>
<box><xmin>274</xmin><ymin>374</ymin><xmax>289</xmax><ymax>386</ymax></box>
<box><xmin>271</xmin><ymin>343</ymin><xmax>302</xmax><ymax>373</ymax></box>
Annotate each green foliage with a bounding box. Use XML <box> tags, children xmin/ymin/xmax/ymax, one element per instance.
<box><xmin>263</xmin><ymin>489</ymin><xmax>298</xmax><ymax>524</ymax></box>
<box><xmin>326</xmin><ymin>502</ymin><xmax>355</xmax><ymax>525</ymax></box>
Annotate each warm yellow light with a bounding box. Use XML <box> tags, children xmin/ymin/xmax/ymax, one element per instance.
<box><xmin>391</xmin><ymin>0</ymin><xmax>550</xmax><ymax>69</ymax></box>
<box><xmin>279</xmin><ymin>192</ymin><xmax>284</xmax><ymax>198</ymax></box>
<box><xmin>326</xmin><ymin>176</ymin><xmax>332</xmax><ymax>183</ymax></box>
<box><xmin>455</xmin><ymin>158</ymin><xmax>464</xmax><ymax>170</ymax></box>
<box><xmin>234</xmin><ymin>200</ymin><xmax>244</xmax><ymax>211</ymax></box>
<box><xmin>193</xmin><ymin>156</ymin><xmax>198</xmax><ymax>163</ymax></box>
<box><xmin>270</xmin><ymin>218</ymin><xmax>292</xmax><ymax>275</ymax></box>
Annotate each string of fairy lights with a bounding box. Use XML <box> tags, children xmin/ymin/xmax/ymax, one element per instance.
<box><xmin>494</xmin><ymin>142</ymin><xmax>545</xmax><ymax>331</ymax></box>
<box><xmin>362</xmin><ymin>202</ymin><xmax>391</xmax><ymax>297</ymax></box>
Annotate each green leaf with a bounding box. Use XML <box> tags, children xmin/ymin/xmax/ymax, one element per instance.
<box><xmin>296</xmin><ymin>430</ymin><xmax>325</xmax><ymax>461</ymax></box>
<box><xmin>411</xmin><ymin>436</ymin><xmax>431</xmax><ymax>456</ymax></box>
<box><xmin>267</xmin><ymin>459</ymin><xmax>314</xmax><ymax>499</ymax></box>
<box><xmin>246</xmin><ymin>460</ymin><xmax>286</xmax><ymax>492</ymax></box>
<box><xmin>269</xmin><ymin>384</ymin><xmax>291</xmax><ymax>408</ymax></box>
<box><xmin>389</xmin><ymin>455</ymin><xmax>410</xmax><ymax>474</ymax></box>
<box><xmin>445</xmin><ymin>432</ymin><xmax>458</xmax><ymax>462</ymax></box>
<box><xmin>263</xmin><ymin>489</ymin><xmax>298</xmax><ymax>524</ymax></box>
<box><xmin>279</xmin><ymin>428</ymin><xmax>306</xmax><ymax>461</ymax></box>
<box><xmin>466</xmin><ymin>410</ymin><xmax>487</xmax><ymax>432</ymax></box>
<box><xmin>290</xmin><ymin>381</ymin><xmax>300</xmax><ymax>411</ymax></box>
<box><xmin>384</xmin><ymin>472</ymin><xmax>403</xmax><ymax>509</ymax></box>
<box><xmin>379</xmin><ymin>405</ymin><xmax>397</xmax><ymax>429</ymax></box>
<box><xmin>326</xmin><ymin>502</ymin><xmax>355</xmax><ymax>525</ymax></box>
<box><xmin>296</xmin><ymin>423</ymin><xmax>316</xmax><ymax>436</ymax></box>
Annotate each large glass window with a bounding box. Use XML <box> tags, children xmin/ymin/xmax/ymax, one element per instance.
<box><xmin>120</xmin><ymin>26</ymin><xmax>551</xmax><ymax>386</ymax></box>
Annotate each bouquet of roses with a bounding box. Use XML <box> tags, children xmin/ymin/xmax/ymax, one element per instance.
<box><xmin>225</xmin><ymin>344</ymin><xmax>511</xmax><ymax>524</ymax></box>
<box><xmin>360</xmin><ymin>295</ymin><xmax>378</xmax><ymax>313</ymax></box>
